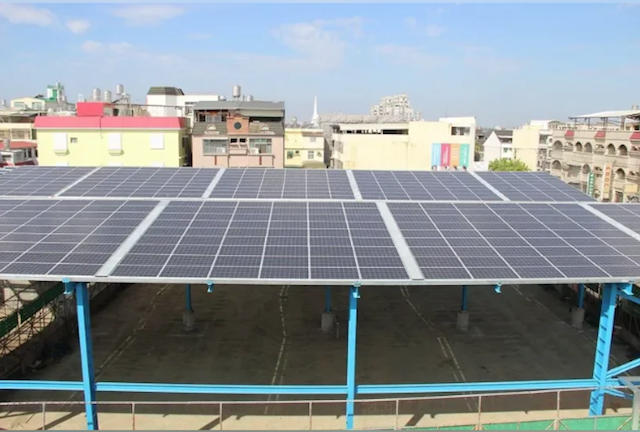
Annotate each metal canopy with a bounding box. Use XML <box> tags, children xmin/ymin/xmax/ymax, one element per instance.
<box><xmin>0</xmin><ymin>166</ymin><xmax>595</xmax><ymax>203</ymax></box>
<box><xmin>1</xmin><ymin>196</ymin><xmax>640</xmax><ymax>286</ymax></box>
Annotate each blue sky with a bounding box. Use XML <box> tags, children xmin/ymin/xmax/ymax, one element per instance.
<box><xmin>0</xmin><ymin>3</ymin><xmax>638</xmax><ymax>127</ymax></box>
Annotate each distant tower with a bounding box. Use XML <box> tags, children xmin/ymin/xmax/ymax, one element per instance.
<box><xmin>311</xmin><ymin>95</ymin><xmax>319</xmax><ymax>127</ymax></box>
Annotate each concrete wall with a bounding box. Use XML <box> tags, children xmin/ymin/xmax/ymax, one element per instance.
<box><xmin>482</xmin><ymin>132</ymin><xmax>503</xmax><ymax>164</ymax></box>
<box><xmin>334</xmin><ymin>120</ymin><xmax>476</xmax><ymax>170</ymax></box>
<box><xmin>512</xmin><ymin>128</ymin><xmax>539</xmax><ymax>171</ymax></box>
<box><xmin>284</xmin><ymin>129</ymin><xmax>325</xmax><ymax>168</ymax></box>
<box><xmin>37</xmin><ymin>129</ymin><xmax>186</xmax><ymax>167</ymax></box>
<box><xmin>192</xmin><ymin>136</ymin><xmax>284</xmax><ymax>168</ymax></box>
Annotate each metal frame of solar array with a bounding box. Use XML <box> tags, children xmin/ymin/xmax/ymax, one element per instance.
<box><xmin>2</xmin><ymin>166</ymin><xmax>638</xmax><ymax>286</ymax></box>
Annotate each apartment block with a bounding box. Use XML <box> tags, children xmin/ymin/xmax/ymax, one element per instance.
<box><xmin>284</xmin><ymin>128</ymin><xmax>326</xmax><ymax>168</ymax></box>
<box><xmin>330</xmin><ymin>117</ymin><xmax>476</xmax><ymax>170</ymax></box>
<box><xmin>548</xmin><ymin>109</ymin><xmax>640</xmax><ymax>202</ymax></box>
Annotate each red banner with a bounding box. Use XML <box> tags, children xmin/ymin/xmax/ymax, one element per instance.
<box><xmin>440</xmin><ymin>144</ymin><xmax>451</xmax><ymax>166</ymax></box>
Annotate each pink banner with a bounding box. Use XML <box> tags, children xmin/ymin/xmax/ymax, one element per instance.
<box><xmin>440</xmin><ymin>144</ymin><xmax>451</xmax><ymax>166</ymax></box>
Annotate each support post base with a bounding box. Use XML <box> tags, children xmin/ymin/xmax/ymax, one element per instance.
<box><xmin>321</xmin><ymin>312</ymin><xmax>334</xmax><ymax>333</ymax></box>
<box><xmin>456</xmin><ymin>311</ymin><xmax>469</xmax><ymax>332</ymax></box>
<box><xmin>571</xmin><ymin>307</ymin><xmax>585</xmax><ymax>330</ymax></box>
<box><xmin>183</xmin><ymin>310</ymin><xmax>196</xmax><ymax>332</ymax></box>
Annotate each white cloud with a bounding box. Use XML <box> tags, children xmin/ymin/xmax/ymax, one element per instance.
<box><xmin>425</xmin><ymin>24</ymin><xmax>444</xmax><ymax>38</ymax></box>
<box><xmin>66</xmin><ymin>19</ymin><xmax>90</xmax><ymax>34</ymax></box>
<box><xmin>112</xmin><ymin>5</ymin><xmax>185</xmax><ymax>27</ymax></box>
<box><xmin>375</xmin><ymin>44</ymin><xmax>446</xmax><ymax>68</ymax></box>
<box><xmin>404</xmin><ymin>17</ymin><xmax>417</xmax><ymax>29</ymax></box>
<box><xmin>271</xmin><ymin>16</ymin><xmax>363</xmax><ymax>70</ymax></box>
<box><xmin>0</xmin><ymin>3</ymin><xmax>56</xmax><ymax>27</ymax></box>
<box><xmin>81</xmin><ymin>40</ymin><xmax>103</xmax><ymax>53</ymax></box>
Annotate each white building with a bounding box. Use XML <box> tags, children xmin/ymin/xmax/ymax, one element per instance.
<box><xmin>370</xmin><ymin>93</ymin><xmax>419</xmax><ymax>120</ymax></box>
<box><xmin>145</xmin><ymin>86</ymin><xmax>222</xmax><ymax>126</ymax></box>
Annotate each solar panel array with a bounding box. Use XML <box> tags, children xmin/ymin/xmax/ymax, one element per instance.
<box><xmin>60</xmin><ymin>167</ymin><xmax>219</xmax><ymax>198</ymax></box>
<box><xmin>352</xmin><ymin>171</ymin><xmax>500</xmax><ymax>201</ymax></box>
<box><xmin>110</xmin><ymin>201</ymin><xmax>408</xmax><ymax>281</ymax></box>
<box><xmin>209</xmin><ymin>168</ymin><xmax>355</xmax><ymax>199</ymax></box>
<box><xmin>590</xmin><ymin>204</ymin><xmax>640</xmax><ymax>234</ymax></box>
<box><xmin>0</xmin><ymin>166</ymin><xmax>94</xmax><ymax>197</ymax></box>
<box><xmin>389</xmin><ymin>202</ymin><xmax>640</xmax><ymax>281</ymax></box>
<box><xmin>0</xmin><ymin>199</ymin><xmax>157</xmax><ymax>277</ymax></box>
<box><xmin>477</xmin><ymin>172</ymin><xmax>595</xmax><ymax>202</ymax></box>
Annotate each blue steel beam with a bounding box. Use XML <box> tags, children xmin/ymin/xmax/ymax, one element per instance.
<box><xmin>98</xmin><ymin>383</ymin><xmax>348</xmax><ymax>395</ymax></box>
<box><xmin>0</xmin><ymin>380</ymin><xmax>84</xmax><ymax>391</ymax></box>
<box><xmin>325</xmin><ymin>286</ymin><xmax>332</xmax><ymax>313</ymax></box>
<box><xmin>605</xmin><ymin>388</ymin><xmax>633</xmax><ymax>400</ymax></box>
<box><xmin>185</xmin><ymin>284</ymin><xmax>192</xmax><ymax>312</ymax></box>
<box><xmin>578</xmin><ymin>283</ymin><xmax>585</xmax><ymax>309</ymax></box>
<box><xmin>346</xmin><ymin>284</ymin><xmax>360</xmax><ymax>430</ymax></box>
<box><xmin>607</xmin><ymin>357</ymin><xmax>640</xmax><ymax>379</ymax></box>
<box><xmin>460</xmin><ymin>286</ymin><xmax>468</xmax><ymax>312</ymax></box>
<box><xmin>75</xmin><ymin>282</ymin><xmax>99</xmax><ymax>430</ymax></box>
<box><xmin>590</xmin><ymin>283</ymin><xmax>619</xmax><ymax>416</ymax></box>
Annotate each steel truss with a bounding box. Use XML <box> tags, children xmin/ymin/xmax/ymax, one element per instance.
<box><xmin>0</xmin><ymin>281</ymin><xmax>639</xmax><ymax>430</ymax></box>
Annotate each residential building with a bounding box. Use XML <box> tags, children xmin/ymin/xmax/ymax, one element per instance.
<box><xmin>548</xmin><ymin>108</ymin><xmax>640</xmax><ymax>202</ymax></box>
<box><xmin>330</xmin><ymin>116</ymin><xmax>476</xmax><ymax>170</ymax></box>
<box><xmin>10</xmin><ymin>97</ymin><xmax>46</xmax><ymax>111</ymax></box>
<box><xmin>284</xmin><ymin>127</ymin><xmax>326</xmax><ymax>168</ymax></box>
<box><xmin>145</xmin><ymin>86</ymin><xmax>227</xmax><ymax>127</ymax></box>
<box><xmin>0</xmin><ymin>111</ymin><xmax>39</xmax><ymax>145</ymax></box>
<box><xmin>370</xmin><ymin>93</ymin><xmax>420</xmax><ymax>121</ymax></box>
<box><xmin>482</xmin><ymin>121</ymin><xmax>564</xmax><ymax>171</ymax></box>
<box><xmin>35</xmin><ymin>102</ymin><xmax>189</xmax><ymax>167</ymax></box>
<box><xmin>191</xmin><ymin>100</ymin><xmax>285</xmax><ymax>168</ymax></box>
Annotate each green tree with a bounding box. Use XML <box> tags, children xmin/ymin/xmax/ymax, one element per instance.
<box><xmin>488</xmin><ymin>158</ymin><xmax>530</xmax><ymax>172</ymax></box>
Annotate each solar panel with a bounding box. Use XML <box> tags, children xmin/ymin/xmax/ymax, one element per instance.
<box><xmin>0</xmin><ymin>199</ymin><xmax>157</xmax><ymax>277</ymax></box>
<box><xmin>388</xmin><ymin>202</ymin><xmax>640</xmax><ymax>281</ymax></box>
<box><xmin>208</xmin><ymin>168</ymin><xmax>355</xmax><ymax>200</ymax></box>
<box><xmin>586</xmin><ymin>204</ymin><xmax>640</xmax><ymax>235</ymax></box>
<box><xmin>476</xmin><ymin>172</ymin><xmax>595</xmax><ymax>202</ymax></box>
<box><xmin>60</xmin><ymin>167</ymin><xmax>220</xmax><ymax>198</ymax></box>
<box><xmin>352</xmin><ymin>171</ymin><xmax>502</xmax><ymax>201</ymax></box>
<box><xmin>0</xmin><ymin>166</ymin><xmax>95</xmax><ymax>197</ymax></box>
<box><xmin>110</xmin><ymin>201</ymin><xmax>408</xmax><ymax>281</ymax></box>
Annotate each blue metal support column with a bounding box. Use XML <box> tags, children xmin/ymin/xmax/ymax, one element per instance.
<box><xmin>578</xmin><ymin>283</ymin><xmax>585</xmax><ymax>309</ymax></box>
<box><xmin>460</xmin><ymin>286</ymin><xmax>468</xmax><ymax>312</ymax></box>
<box><xmin>185</xmin><ymin>284</ymin><xmax>192</xmax><ymax>312</ymax></box>
<box><xmin>590</xmin><ymin>283</ymin><xmax>619</xmax><ymax>416</ymax></box>
<box><xmin>75</xmin><ymin>282</ymin><xmax>99</xmax><ymax>430</ymax></box>
<box><xmin>325</xmin><ymin>286</ymin><xmax>332</xmax><ymax>313</ymax></box>
<box><xmin>346</xmin><ymin>284</ymin><xmax>360</xmax><ymax>430</ymax></box>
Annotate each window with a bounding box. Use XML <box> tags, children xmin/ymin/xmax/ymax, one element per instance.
<box><xmin>70</xmin><ymin>137</ymin><xmax>78</xmax><ymax>144</ymax></box>
<box><xmin>13</xmin><ymin>102</ymin><xmax>25</xmax><ymax>109</ymax></box>
<box><xmin>309</xmin><ymin>136</ymin><xmax>317</xmax><ymax>143</ymax></box>
<box><xmin>203</xmin><ymin>139</ymin><xmax>227</xmax><ymax>155</ymax></box>
<box><xmin>307</xmin><ymin>151</ymin><xmax>314</xmax><ymax>160</ymax></box>
<box><xmin>249</xmin><ymin>138</ymin><xmax>272</xmax><ymax>154</ymax></box>
<box><xmin>108</xmin><ymin>134</ymin><xmax>122</xmax><ymax>153</ymax></box>
<box><xmin>287</xmin><ymin>151</ymin><xmax>294</xmax><ymax>159</ymax></box>
<box><xmin>451</xmin><ymin>126</ymin><xmax>471</xmax><ymax>136</ymax></box>
<box><xmin>53</xmin><ymin>133</ymin><xmax>68</xmax><ymax>153</ymax></box>
<box><xmin>150</xmin><ymin>134</ymin><xmax>164</xmax><ymax>150</ymax></box>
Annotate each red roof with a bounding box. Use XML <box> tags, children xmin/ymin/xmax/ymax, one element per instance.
<box><xmin>631</xmin><ymin>132</ymin><xmax>640</xmax><ymax>141</ymax></box>
<box><xmin>34</xmin><ymin>116</ymin><xmax>185</xmax><ymax>130</ymax></box>
<box><xmin>9</xmin><ymin>140</ymin><xmax>37</xmax><ymax>149</ymax></box>
<box><xmin>595</xmin><ymin>131</ymin><xmax>606</xmax><ymax>139</ymax></box>
<box><xmin>564</xmin><ymin>130</ymin><xmax>574</xmax><ymax>138</ymax></box>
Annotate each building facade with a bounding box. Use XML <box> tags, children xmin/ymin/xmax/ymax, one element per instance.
<box><xmin>370</xmin><ymin>93</ymin><xmax>419</xmax><ymax>120</ymax></box>
<box><xmin>548</xmin><ymin>110</ymin><xmax>640</xmax><ymax>202</ymax></box>
<box><xmin>191</xmin><ymin>100</ymin><xmax>285</xmax><ymax>168</ymax></box>
<box><xmin>35</xmin><ymin>102</ymin><xmax>188</xmax><ymax>167</ymax></box>
<box><xmin>331</xmin><ymin>117</ymin><xmax>476</xmax><ymax>170</ymax></box>
<box><xmin>284</xmin><ymin>128</ymin><xmax>326</xmax><ymax>168</ymax></box>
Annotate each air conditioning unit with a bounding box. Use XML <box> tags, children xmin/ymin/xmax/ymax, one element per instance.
<box><xmin>250</xmin><ymin>148</ymin><xmax>260</xmax><ymax>155</ymax></box>
<box><xmin>215</xmin><ymin>147</ymin><xmax>226</xmax><ymax>154</ymax></box>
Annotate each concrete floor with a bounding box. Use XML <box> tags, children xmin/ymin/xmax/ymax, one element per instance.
<box><xmin>0</xmin><ymin>283</ymin><xmax>634</xmax><ymax>430</ymax></box>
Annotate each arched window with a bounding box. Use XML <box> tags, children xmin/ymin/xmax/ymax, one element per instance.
<box><xmin>607</xmin><ymin>144</ymin><xmax>616</xmax><ymax>155</ymax></box>
<box><xmin>616</xmin><ymin>169</ymin><xmax>626</xmax><ymax>181</ymax></box>
<box><xmin>575</xmin><ymin>142</ymin><xmax>583</xmax><ymax>152</ymax></box>
<box><xmin>582</xmin><ymin>164</ymin><xmax>591</xmax><ymax>175</ymax></box>
<box><xmin>552</xmin><ymin>160</ymin><xmax>562</xmax><ymax>170</ymax></box>
<box><xmin>552</xmin><ymin>141</ymin><xmax>563</xmax><ymax>151</ymax></box>
<box><xmin>619</xmin><ymin>145</ymin><xmax>628</xmax><ymax>156</ymax></box>
<box><xmin>584</xmin><ymin>142</ymin><xmax>593</xmax><ymax>153</ymax></box>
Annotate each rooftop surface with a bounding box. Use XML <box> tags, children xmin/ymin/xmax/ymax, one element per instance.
<box><xmin>193</xmin><ymin>100</ymin><xmax>285</xmax><ymax>111</ymax></box>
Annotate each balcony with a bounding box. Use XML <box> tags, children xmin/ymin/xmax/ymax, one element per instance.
<box><xmin>549</xmin><ymin>150</ymin><xmax>564</xmax><ymax>160</ymax></box>
<box><xmin>614</xmin><ymin>179</ymin><xmax>626</xmax><ymax>191</ymax></box>
<box><xmin>566</xmin><ymin>152</ymin><xmax>594</xmax><ymax>165</ymax></box>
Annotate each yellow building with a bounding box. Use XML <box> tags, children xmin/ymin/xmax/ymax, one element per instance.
<box><xmin>10</xmin><ymin>97</ymin><xmax>46</xmax><ymax>111</ymax></box>
<box><xmin>284</xmin><ymin>127</ymin><xmax>326</xmax><ymax>168</ymax></box>
<box><xmin>331</xmin><ymin>117</ymin><xmax>476</xmax><ymax>170</ymax></box>
<box><xmin>34</xmin><ymin>102</ymin><xmax>189</xmax><ymax>167</ymax></box>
